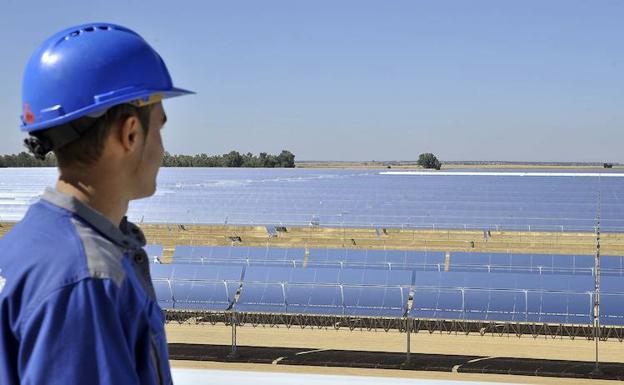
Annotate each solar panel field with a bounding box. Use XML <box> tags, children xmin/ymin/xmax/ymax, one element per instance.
<box><xmin>2</xmin><ymin>168</ymin><xmax>624</xmax><ymax>232</ymax></box>
<box><xmin>2</xmin><ymin>167</ymin><xmax>624</xmax><ymax>381</ymax></box>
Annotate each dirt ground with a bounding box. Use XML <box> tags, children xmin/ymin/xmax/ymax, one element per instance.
<box><xmin>166</xmin><ymin>323</ymin><xmax>623</xmax><ymax>363</ymax></box>
<box><xmin>167</xmin><ymin>323</ymin><xmax>624</xmax><ymax>383</ymax></box>
<box><xmin>3</xmin><ymin>222</ymin><xmax>623</xmax><ymax>259</ymax></box>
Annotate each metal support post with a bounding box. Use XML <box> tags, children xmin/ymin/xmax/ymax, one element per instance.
<box><xmin>591</xmin><ymin>180</ymin><xmax>603</xmax><ymax>376</ymax></box>
<box><xmin>227</xmin><ymin>311</ymin><xmax>238</xmax><ymax>360</ymax></box>
<box><xmin>406</xmin><ymin>317</ymin><xmax>411</xmax><ymax>363</ymax></box>
<box><xmin>401</xmin><ymin>290</ymin><xmax>415</xmax><ymax>368</ymax></box>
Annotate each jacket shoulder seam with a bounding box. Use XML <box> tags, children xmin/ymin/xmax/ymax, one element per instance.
<box><xmin>17</xmin><ymin>276</ymin><xmax>120</xmax><ymax>336</ymax></box>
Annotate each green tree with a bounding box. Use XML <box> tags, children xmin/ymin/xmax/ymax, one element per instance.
<box><xmin>162</xmin><ymin>151</ymin><xmax>173</xmax><ymax>167</ymax></box>
<box><xmin>222</xmin><ymin>151</ymin><xmax>244</xmax><ymax>167</ymax></box>
<box><xmin>43</xmin><ymin>152</ymin><xmax>57</xmax><ymax>166</ymax></box>
<box><xmin>417</xmin><ymin>153</ymin><xmax>441</xmax><ymax>170</ymax></box>
<box><xmin>277</xmin><ymin>150</ymin><xmax>295</xmax><ymax>168</ymax></box>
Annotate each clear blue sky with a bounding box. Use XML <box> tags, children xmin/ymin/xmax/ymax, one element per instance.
<box><xmin>1</xmin><ymin>0</ymin><xmax>622</xmax><ymax>162</ymax></box>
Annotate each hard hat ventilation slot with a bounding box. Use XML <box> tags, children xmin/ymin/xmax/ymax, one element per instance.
<box><xmin>84</xmin><ymin>27</ymin><xmax>95</xmax><ymax>32</ymax></box>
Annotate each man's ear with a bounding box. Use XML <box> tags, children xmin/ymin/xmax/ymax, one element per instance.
<box><xmin>118</xmin><ymin>115</ymin><xmax>142</xmax><ymax>152</ymax></box>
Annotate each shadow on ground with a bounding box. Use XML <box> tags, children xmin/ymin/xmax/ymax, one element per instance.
<box><xmin>169</xmin><ymin>343</ymin><xmax>624</xmax><ymax>381</ymax></box>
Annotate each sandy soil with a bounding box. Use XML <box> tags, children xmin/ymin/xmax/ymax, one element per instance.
<box><xmin>167</xmin><ymin>323</ymin><xmax>624</xmax><ymax>384</ymax></box>
<box><xmin>166</xmin><ymin>323</ymin><xmax>624</xmax><ymax>363</ymax></box>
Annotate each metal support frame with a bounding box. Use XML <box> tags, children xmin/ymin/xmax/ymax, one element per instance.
<box><xmin>591</xmin><ymin>179</ymin><xmax>603</xmax><ymax>375</ymax></box>
<box><xmin>163</xmin><ymin>310</ymin><xmax>624</xmax><ymax>342</ymax></box>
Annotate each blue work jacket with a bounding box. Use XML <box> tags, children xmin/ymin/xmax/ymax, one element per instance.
<box><xmin>0</xmin><ymin>188</ymin><xmax>171</xmax><ymax>384</ymax></box>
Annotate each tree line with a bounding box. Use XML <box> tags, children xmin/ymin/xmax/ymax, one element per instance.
<box><xmin>0</xmin><ymin>150</ymin><xmax>296</xmax><ymax>168</ymax></box>
<box><xmin>0</xmin><ymin>152</ymin><xmax>57</xmax><ymax>167</ymax></box>
<box><xmin>162</xmin><ymin>150</ymin><xmax>295</xmax><ymax>167</ymax></box>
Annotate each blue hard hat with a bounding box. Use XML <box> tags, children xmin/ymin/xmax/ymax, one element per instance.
<box><xmin>21</xmin><ymin>23</ymin><xmax>194</xmax><ymax>133</ymax></box>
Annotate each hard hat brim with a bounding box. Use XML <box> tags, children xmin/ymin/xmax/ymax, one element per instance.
<box><xmin>22</xmin><ymin>87</ymin><xmax>195</xmax><ymax>133</ymax></box>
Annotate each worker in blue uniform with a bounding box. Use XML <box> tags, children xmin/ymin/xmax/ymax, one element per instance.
<box><xmin>0</xmin><ymin>23</ymin><xmax>193</xmax><ymax>384</ymax></box>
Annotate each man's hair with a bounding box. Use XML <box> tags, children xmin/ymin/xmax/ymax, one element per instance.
<box><xmin>53</xmin><ymin>104</ymin><xmax>152</xmax><ymax>168</ymax></box>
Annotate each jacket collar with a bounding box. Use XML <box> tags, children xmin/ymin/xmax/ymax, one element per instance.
<box><xmin>41</xmin><ymin>187</ymin><xmax>145</xmax><ymax>249</ymax></box>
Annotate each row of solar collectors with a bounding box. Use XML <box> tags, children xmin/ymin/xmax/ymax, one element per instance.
<box><xmin>152</xmin><ymin>264</ymin><xmax>624</xmax><ymax>292</ymax></box>
<box><xmin>150</xmin><ymin>264</ymin><xmax>624</xmax><ymax>325</ymax></box>
<box><xmin>159</xmin><ymin>245</ymin><xmax>624</xmax><ymax>275</ymax></box>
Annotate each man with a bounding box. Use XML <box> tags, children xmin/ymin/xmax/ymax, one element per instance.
<box><xmin>0</xmin><ymin>23</ymin><xmax>193</xmax><ymax>384</ymax></box>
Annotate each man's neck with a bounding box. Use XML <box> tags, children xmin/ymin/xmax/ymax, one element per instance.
<box><xmin>56</xmin><ymin>172</ymin><xmax>129</xmax><ymax>226</ymax></box>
